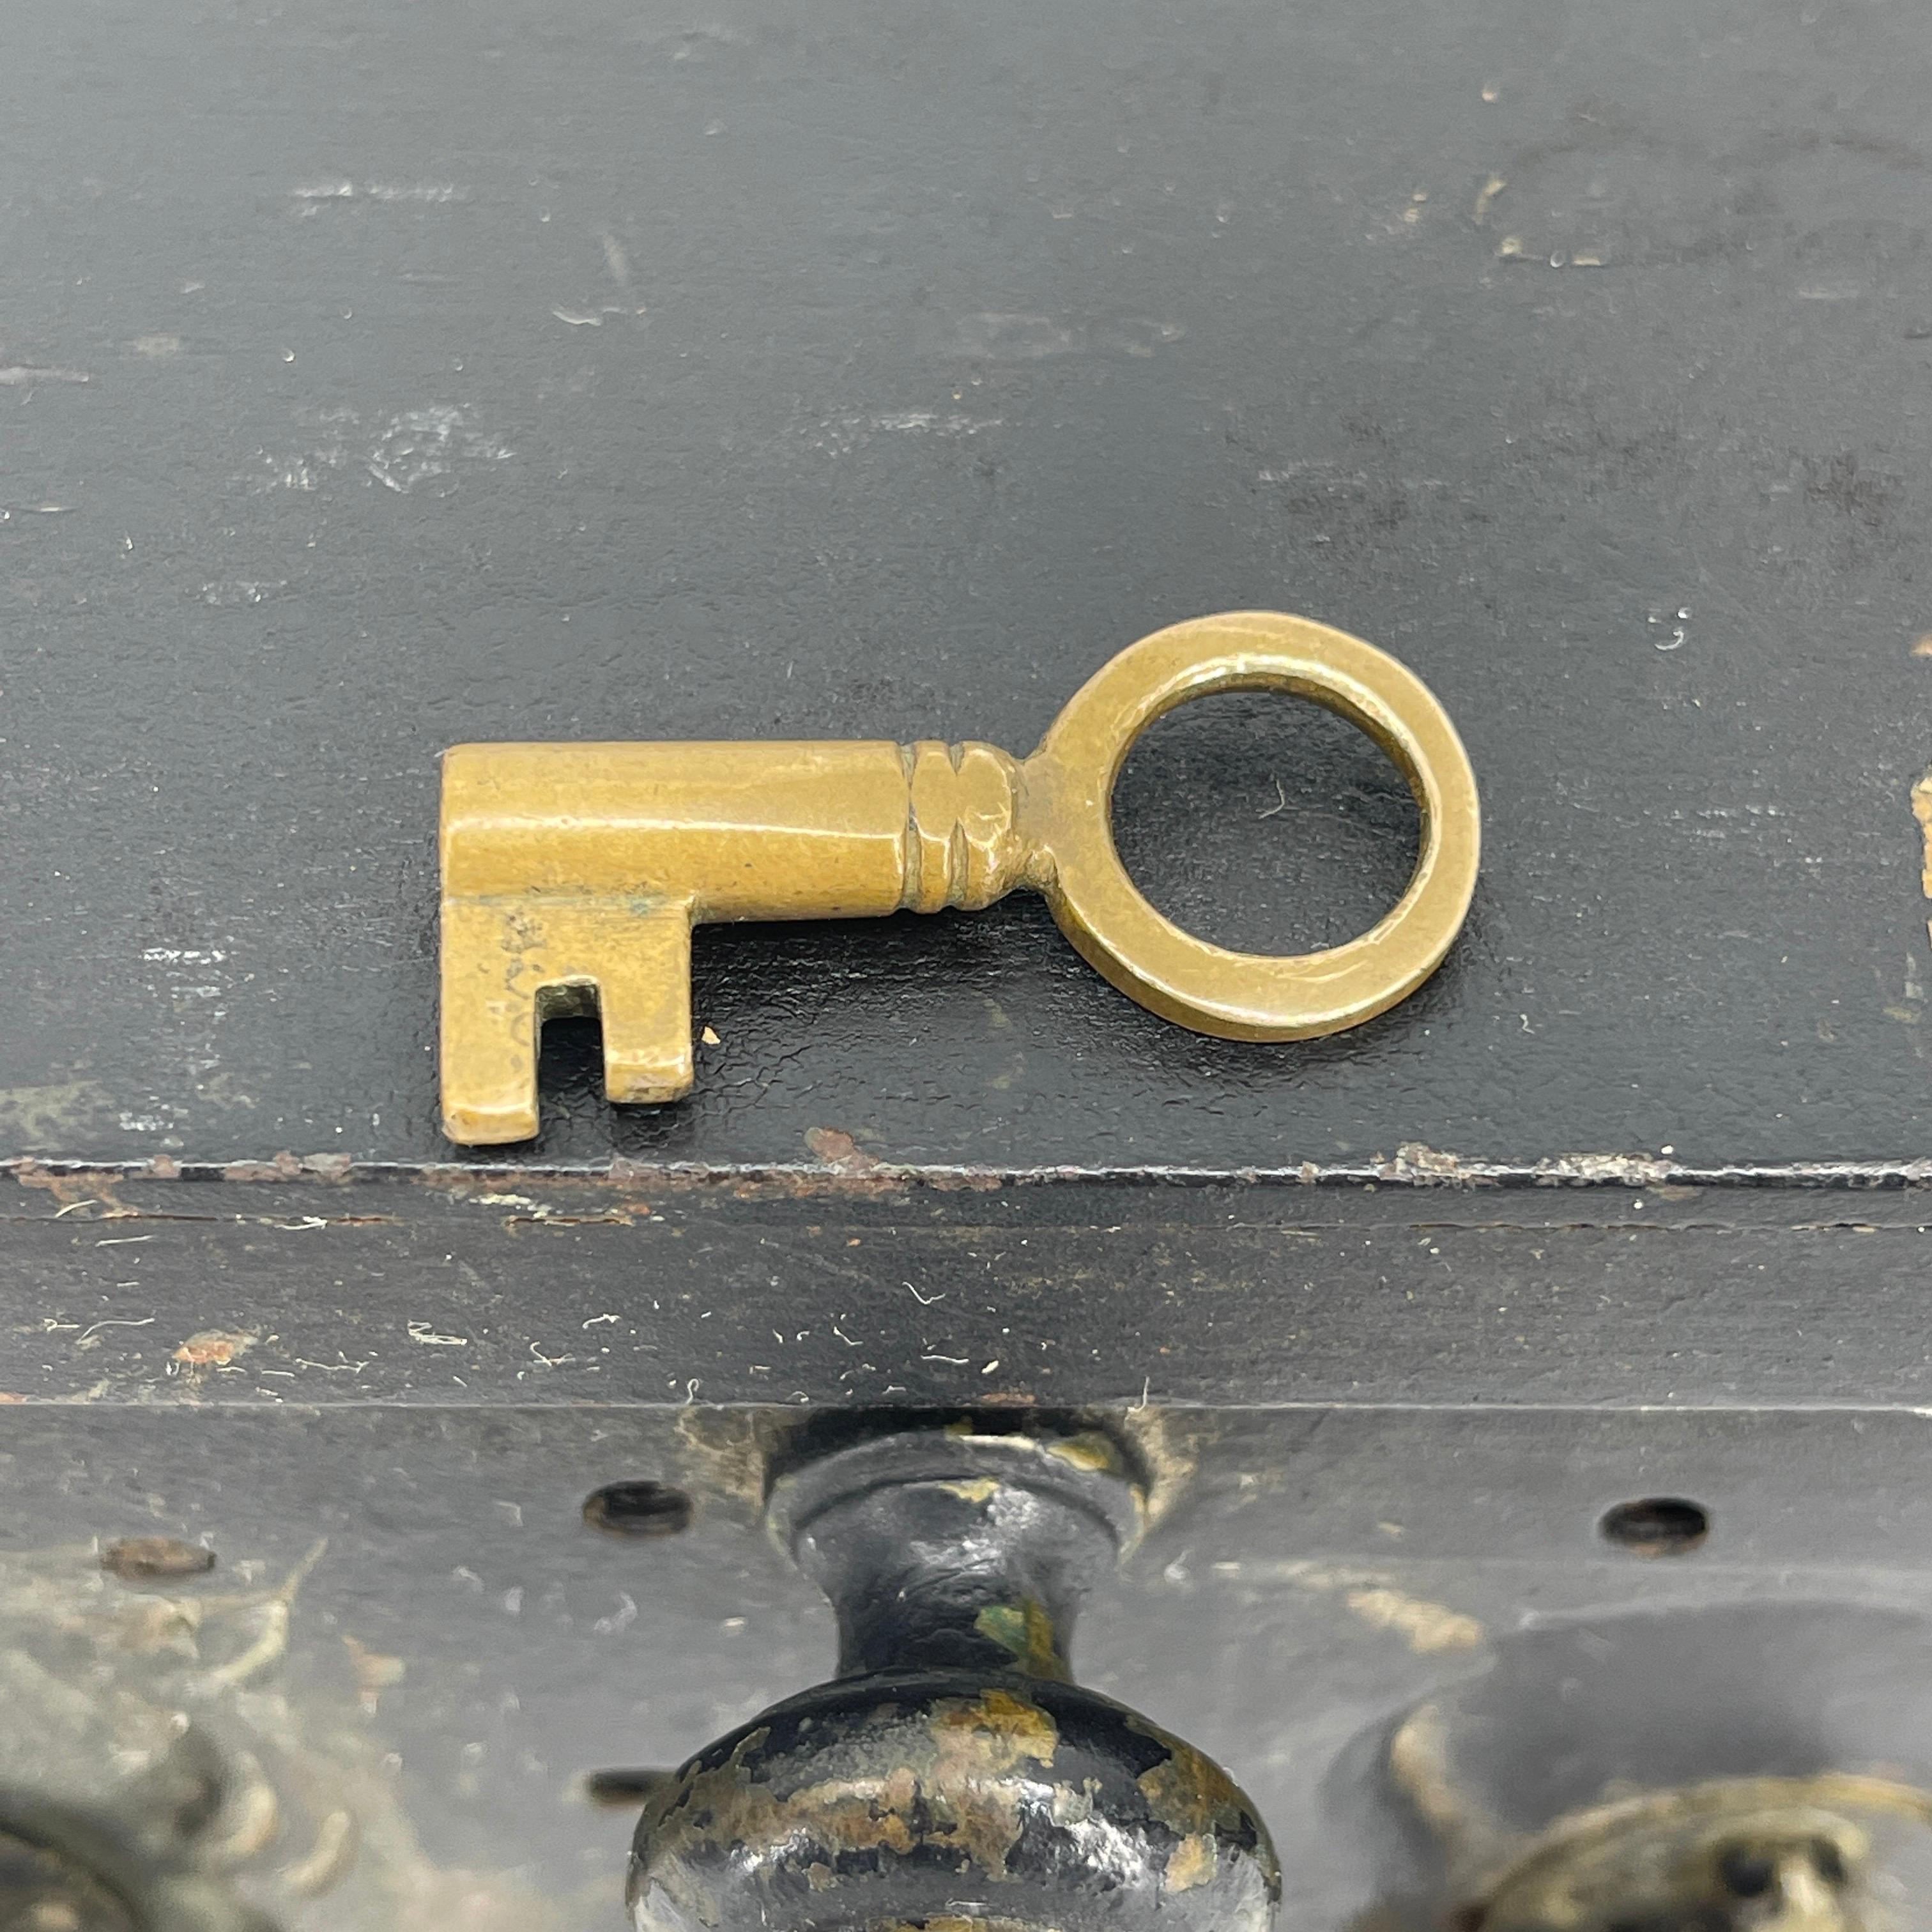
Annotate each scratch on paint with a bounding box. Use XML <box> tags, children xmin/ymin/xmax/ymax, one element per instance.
<box><xmin>1912</xmin><ymin>772</ymin><xmax>1932</xmax><ymax>919</ymax></box>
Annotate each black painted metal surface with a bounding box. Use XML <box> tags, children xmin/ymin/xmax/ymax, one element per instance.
<box><xmin>6</xmin><ymin>3</ymin><xmax>1932</xmax><ymax>1926</ymax></box>
<box><xmin>6</xmin><ymin>1171</ymin><xmax>1932</xmax><ymax>1411</ymax></box>
<box><xmin>5</xmin><ymin>1404</ymin><xmax>1932</xmax><ymax>1932</ymax></box>
<box><xmin>3</xmin><ymin>0</ymin><xmax>1930</xmax><ymax>1174</ymax></box>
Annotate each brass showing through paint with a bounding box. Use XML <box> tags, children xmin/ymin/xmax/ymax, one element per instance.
<box><xmin>1463</xmin><ymin>1774</ymin><xmax>1932</xmax><ymax>1932</ymax></box>
<box><xmin>439</xmin><ymin>610</ymin><xmax>1481</xmax><ymax>1143</ymax></box>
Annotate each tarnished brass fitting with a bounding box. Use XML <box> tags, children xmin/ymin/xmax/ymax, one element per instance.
<box><xmin>1463</xmin><ymin>1775</ymin><xmax>1932</xmax><ymax>1932</ymax></box>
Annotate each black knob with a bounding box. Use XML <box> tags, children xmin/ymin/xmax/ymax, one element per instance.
<box><xmin>629</xmin><ymin>1424</ymin><xmax>1280</xmax><ymax>1932</ymax></box>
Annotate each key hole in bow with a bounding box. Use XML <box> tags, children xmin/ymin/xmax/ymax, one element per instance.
<box><xmin>1110</xmin><ymin>689</ymin><xmax>1422</xmax><ymax>955</ymax></box>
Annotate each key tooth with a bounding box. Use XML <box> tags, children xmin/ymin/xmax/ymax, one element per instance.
<box><xmin>440</xmin><ymin>897</ymin><xmax>694</xmax><ymax>1144</ymax></box>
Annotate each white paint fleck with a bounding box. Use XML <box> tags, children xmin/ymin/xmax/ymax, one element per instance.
<box><xmin>811</xmin><ymin>411</ymin><xmax>1000</xmax><ymax>456</ymax></box>
<box><xmin>200</xmin><ymin>580</ymin><xmax>287</xmax><ymax>607</ymax></box>
<box><xmin>291</xmin><ymin>180</ymin><xmax>468</xmax><ymax>205</ymax></box>
<box><xmin>407</xmin><ymin>1321</ymin><xmax>469</xmax><ymax>1347</ymax></box>
<box><xmin>366</xmin><ymin>181</ymin><xmax>466</xmax><ymax>203</ymax></box>
<box><xmin>593</xmin><ymin>1592</ymin><xmax>639</xmax><ymax>1636</ymax></box>
<box><xmin>366</xmin><ymin>406</ymin><xmax>512</xmax><ymax>493</ymax></box>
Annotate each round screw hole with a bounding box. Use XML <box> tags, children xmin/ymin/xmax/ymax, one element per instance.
<box><xmin>583</xmin><ymin>1481</ymin><xmax>692</xmax><ymax>1538</ymax></box>
<box><xmin>1717</xmin><ymin>1847</ymin><xmax>1775</xmax><ymax>1899</ymax></box>
<box><xmin>1598</xmin><ymin>1496</ymin><xmax>1710</xmax><ymax>1556</ymax></box>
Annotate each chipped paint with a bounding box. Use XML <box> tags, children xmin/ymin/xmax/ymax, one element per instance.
<box><xmin>639</xmin><ymin>1692</ymin><xmax>1058</xmax><ymax>1895</ymax></box>
<box><xmin>675</xmin><ymin>1405</ymin><xmax>792</xmax><ymax>1510</ymax></box>
<box><xmin>1344</xmin><ymin>1585</ymin><xmax>1485</xmax><ymax>1654</ymax></box>
<box><xmin>1</xmin><ymin>1529</ymin><xmax>586</xmax><ymax>1926</ymax></box>
<box><xmin>1137</xmin><ymin>1735</ymin><xmax>1252</xmax><ymax>1839</ymax></box>
<box><xmin>974</xmin><ymin>1599</ymin><xmax>1068</xmax><ymax>1680</ymax></box>
<box><xmin>0</xmin><ymin>1080</ymin><xmax>113</xmax><ymax>1150</ymax></box>
<box><xmin>1269</xmin><ymin>1562</ymin><xmax>1487</xmax><ymax>1655</ymax></box>
<box><xmin>632</xmin><ymin>1425</ymin><xmax>1278</xmax><ymax>1932</ymax></box>
<box><xmin>1116</xmin><ymin>1404</ymin><xmax>1197</xmax><ymax>1531</ymax></box>
<box><xmin>935</xmin><ymin>1687</ymin><xmax>1059</xmax><ymax>1772</ymax></box>
<box><xmin>1464</xmin><ymin>1775</ymin><xmax>1932</xmax><ymax>1932</ymax></box>
<box><xmin>1389</xmin><ymin>1143</ymin><xmax>1676</xmax><ymax>1187</ymax></box>
<box><xmin>1167</xmin><ymin>1832</ymin><xmax>1218</xmax><ymax>1891</ymax></box>
<box><xmin>220</xmin><ymin>1151</ymin><xmax>353</xmax><ymax>1183</ymax></box>
<box><xmin>1043</xmin><ymin>1430</ymin><xmax>1120</xmax><ymax>1475</ymax></box>
<box><xmin>939</xmin><ymin>1476</ymin><xmax>1002</xmax><ymax>1505</ymax></box>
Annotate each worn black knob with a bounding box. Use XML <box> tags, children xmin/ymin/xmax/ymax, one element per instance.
<box><xmin>628</xmin><ymin>1425</ymin><xmax>1280</xmax><ymax>1932</ymax></box>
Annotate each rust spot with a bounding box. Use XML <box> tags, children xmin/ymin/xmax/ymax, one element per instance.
<box><xmin>101</xmin><ymin>1535</ymin><xmax>215</xmax><ymax>1581</ymax></box>
<box><xmin>221</xmin><ymin>1151</ymin><xmax>353</xmax><ymax>1183</ymax></box>
<box><xmin>222</xmin><ymin>1153</ymin><xmax>305</xmax><ymax>1181</ymax></box>
<box><xmin>173</xmin><ymin>1329</ymin><xmax>256</xmax><ymax>1368</ymax></box>
<box><xmin>12</xmin><ymin>1163</ymin><xmax>134</xmax><ymax>1214</ymax></box>
<box><xmin>804</xmin><ymin>1127</ymin><xmax>882</xmax><ymax>1176</ymax></box>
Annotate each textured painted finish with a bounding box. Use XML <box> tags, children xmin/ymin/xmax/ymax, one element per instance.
<box><xmin>2</xmin><ymin>0</ymin><xmax>1929</xmax><ymax>1171</ymax></box>
<box><xmin>439</xmin><ymin>613</ymin><xmax>1478</xmax><ymax>1141</ymax></box>
<box><xmin>9</xmin><ymin>1170</ymin><xmax>1932</xmax><ymax>1412</ymax></box>
<box><xmin>6</xmin><ymin>1404</ymin><xmax>1932</xmax><ymax>1930</ymax></box>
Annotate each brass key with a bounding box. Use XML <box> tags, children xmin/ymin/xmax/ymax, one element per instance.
<box><xmin>439</xmin><ymin>610</ymin><xmax>1480</xmax><ymax>1143</ymax></box>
